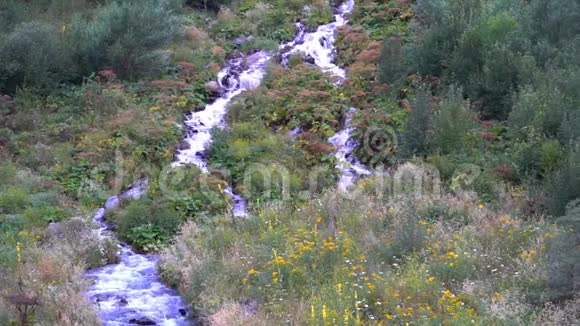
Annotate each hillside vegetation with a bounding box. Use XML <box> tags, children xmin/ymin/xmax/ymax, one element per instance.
<box><xmin>1</xmin><ymin>0</ymin><xmax>579</xmax><ymax>325</ymax></box>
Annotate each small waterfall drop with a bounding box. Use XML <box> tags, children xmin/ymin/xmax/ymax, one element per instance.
<box><xmin>173</xmin><ymin>52</ymin><xmax>271</xmax><ymax>217</ymax></box>
<box><xmin>86</xmin><ymin>2</ymin><xmax>368</xmax><ymax>324</ymax></box>
<box><xmin>87</xmin><ymin>180</ymin><xmax>192</xmax><ymax>325</ymax></box>
<box><xmin>282</xmin><ymin>0</ymin><xmax>371</xmax><ymax>191</ymax></box>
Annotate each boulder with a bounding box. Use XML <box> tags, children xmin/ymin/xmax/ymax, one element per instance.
<box><xmin>233</xmin><ymin>35</ymin><xmax>254</xmax><ymax>47</ymax></box>
<box><xmin>303</xmin><ymin>54</ymin><xmax>316</xmax><ymax>65</ymax></box>
<box><xmin>128</xmin><ymin>317</ymin><xmax>157</xmax><ymax>325</ymax></box>
<box><xmin>206</xmin><ymin>81</ymin><xmax>223</xmax><ymax>95</ymax></box>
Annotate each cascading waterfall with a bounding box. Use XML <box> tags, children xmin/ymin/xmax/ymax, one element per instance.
<box><xmin>86</xmin><ymin>180</ymin><xmax>191</xmax><ymax>326</ymax></box>
<box><xmin>283</xmin><ymin>0</ymin><xmax>371</xmax><ymax>191</ymax></box>
<box><xmin>86</xmin><ymin>1</ymin><xmax>368</xmax><ymax>324</ymax></box>
<box><xmin>329</xmin><ymin>108</ymin><xmax>372</xmax><ymax>191</ymax></box>
<box><xmin>173</xmin><ymin>52</ymin><xmax>271</xmax><ymax>217</ymax></box>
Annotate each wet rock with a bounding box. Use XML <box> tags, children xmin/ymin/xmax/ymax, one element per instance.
<box><xmin>233</xmin><ymin>35</ymin><xmax>253</xmax><ymax>47</ymax></box>
<box><xmin>205</xmin><ymin>81</ymin><xmax>224</xmax><ymax>95</ymax></box>
<box><xmin>47</xmin><ymin>222</ymin><xmax>61</xmax><ymax>236</ymax></box>
<box><xmin>280</xmin><ymin>45</ymin><xmax>293</xmax><ymax>55</ymax></box>
<box><xmin>129</xmin><ymin>317</ymin><xmax>157</xmax><ymax>325</ymax></box>
<box><xmin>176</xmin><ymin>140</ymin><xmax>190</xmax><ymax>151</ymax></box>
<box><xmin>231</xmin><ymin>49</ymin><xmax>244</xmax><ymax>59</ymax></box>
<box><xmin>194</xmin><ymin>151</ymin><xmax>207</xmax><ymax>160</ymax></box>
<box><xmin>117</xmin><ymin>298</ymin><xmax>128</xmax><ymax>306</ymax></box>
<box><xmin>246</xmin><ymin>52</ymin><xmax>264</xmax><ymax>66</ymax></box>
<box><xmin>303</xmin><ymin>54</ymin><xmax>316</xmax><ymax>65</ymax></box>
<box><xmin>305</xmin><ymin>25</ymin><xmax>317</xmax><ymax>33</ymax></box>
<box><xmin>179</xmin><ymin>309</ymin><xmax>187</xmax><ymax>317</ymax></box>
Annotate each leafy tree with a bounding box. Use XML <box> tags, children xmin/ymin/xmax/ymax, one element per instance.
<box><xmin>548</xmin><ymin>146</ymin><xmax>580</xmax><ymax>216</ymax></box>
<box><xmin>378</xmin><ymin>37</ymin><xmax>407</xmax><ymax>85</ymax></box>
<box><xmin>69</xmin><ymin>0</ymin><xmax>183</xmax><ymax>79</ymax></box>
<box><xmin>401</xmin><ymin>85</ymin><xmax>433</xmax><ymax>158</ymax></box>
<box><xmin>527</xmin><ymin>0</ymin><xmax>580</xmax><ymax>49</ymax></box>
<box><xmin>434</xmin><ymin>86</ymin><xmax>471</xmax><ymax>155</ymax></box>
<box><xmin>560</xmin><ymin>111</ymin><xmax>580</xmax><ymax>146</ymax></box>
<box><xmin>546</xmin><ymin>200</ymin><xmax>580</xmax><ymax>302</ymax></box>
<box><xmin>0</xmin><ymin>22</ymin><xmax>72</xmax><ymax>93</ymax></box>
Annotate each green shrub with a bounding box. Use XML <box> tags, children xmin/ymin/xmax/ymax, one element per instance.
<box><xmin>401</xmin><ymin>85</ymin><xmax>434</xmax><ymax>158</ymax></box>
<box><xmin>0</xmin><ymin>22</ymin><xmax>72</xmax><ymax>93</ymax></box>
<box><xmin>378</xmin><ymin>37</ymin><xmax>407</xmax><ymax>85</ymax></box>
<box><xmin>548</xmin><ymin>147</ymin><xmax>580</xmax><ymax>216</ymax></box>
<box><xmin>0</xmin><ymin>187</ymin><xmax>31</xmax><ymax>214</ymax></box>
<box><xmin>69</xmin><ymin>0</ymin><xmax>183</xmax><ymax>79</ymax></box>
<box><xmin>112</xmin><ymin>197</ymin><xmax>182</xmax><ymax>252</ymax></box>
<box><xmin>546</xmin><ymin>200</ymin><xmax>580</xmax><ymax>301</ymax></box>
<box><xmin>434</xmin><ymin>86</ymin><xmax>472</xmax><ymax>155</ymax></box>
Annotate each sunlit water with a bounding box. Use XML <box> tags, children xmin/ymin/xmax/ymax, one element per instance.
<box><xmin>86</xmin><ymin>1</ymin><xmax>367</xmax><ymax>324</ymax></box>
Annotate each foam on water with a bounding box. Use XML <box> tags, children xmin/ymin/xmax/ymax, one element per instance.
<box><xmin>87</xmin><ymin>180</ymin><xmax>192</xmax><ymax>325</ymax></box>
<box><xmin>173</xmin><ymin>51</ymin><xmax>270</xmax><ymax>217</ymax></box>
<box><xmin>283</xmin><ymin>0</ymin><xmax>370</xmax><ymax>191</ymax></box>
<box><xmin>328</xmin><ymin>108</ymin><xmax>372</xmax><ymax>191</ymax></box>
<box><xmin>87</xmin><ymin>2</ymin><xmax>367</xmax><ymax>324</ymax></box>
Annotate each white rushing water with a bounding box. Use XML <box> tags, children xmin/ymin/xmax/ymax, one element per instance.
<box><xmin>329</xmin><ymin>108</ymin><xmax>372</xmax><ymax>191</ymax></box>
<box><xmin>283</xmin><ymin>0</ymin><xmax>371</xmax><ymax>191</ymax></box>
<box><xmin>87</xmin><ymin>180</ymin><xmax>192</xmax><ymax>326</ymax></box>
<box><xmin>86</xmin><ymin>1</ymin><xmax>368</xmax><ymax>324</ymax></box>
<box><xmin>173</xmin><ymin>52</ymin><xmax>271</xmax><ymax>217</ymax></box>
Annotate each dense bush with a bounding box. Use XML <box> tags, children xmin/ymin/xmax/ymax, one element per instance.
<box><xmin>0</xmin><ymin>22</ymin><xmax>72</xmax><ymax>93</ymax></box>
<box><xmin>187</xmin><ymin>0</ymin><xmax>232</xmax><ymax>11</ymax></box>
<box><xmin>433</xmin><ymin>86</ymin><xmax>472</xmax><ymax>155</ymax></box>
<box><xmin>546</xmin><ymin>200</ymin><xmax>580</xmax><ymax>301</ymax></box>
<box><xmin>209</xmin><ymin>122</ymin><xmax>336</xmax><ymax>203</ymax></box>
<box><xmin>70</xmin><ymin>0</ymin><xmax>183</xmax><ymax>79</ymax></box>
<box><xmin>0</xmin><ymin>0</ymin><xmax>183</xmax><ymax>93</ymax></box>
<box><xmin>400</xmin><ymin>85</ymin><xmax>433</xmax><ymax>158</ymax></box>
<box><xmin>110</xmin><ymin>197</ymin><xmax>183</xmax><ymax>252</ymax></box>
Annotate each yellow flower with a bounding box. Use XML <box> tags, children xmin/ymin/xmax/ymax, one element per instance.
<box><xmin>248</xmin><ymin>268</ymin><xmax>257</xmax><ymax>276</ymax></box>
<box><xmin>367</xmin><ymin>282</ymin><xmax>376</xmax><ymax>291</ymax></box>
<box><xmin>242</xmin><ymin>278</ymin><xmax>248</xmax><ymax>285</ymax></box>
<box><xmin>427</xmin><ymin>276</ymin><xmax>436</xmax><ymax>284</ymax></box>
<box><xmin>385</xmin><ymin>313</ymin><xmax>394</xmax><ymax>320</ymax></box>
<box><xmin>448</xmin><ymin>262</ymin><xmax>455</xmax><ymax>267</ymax></box>
<box><xmin>316</xmin><ymin>216</ymin><xmax>323</xmax><ymax>224</ymax></box>
<box><xmin>177</xmin><ymin>96</ymin><xmax>188</xmax><ymax>108</ymax></box>
<box><xmin>16</xmin><ymin>242</ymin><xmax>22</xmax><ymax>265</ymax></box>
<box><xmin>478</xmin><ymin>203</ymin><xmax>485</xmax><ymax>209</ymax></box>
<box><xmin>322</xmin><ymin>305</ymin><xmax>328</xmax><ymax>320</ymax></box>
<box><xmin>343</xmin><ymin>309</ymin><xmax>350</xmax><ymax>323</ymax></box>
<box><xmin>311</xmin><ymin>305</ymin><xmax>315</xmax><ymax>319</ymax></box>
